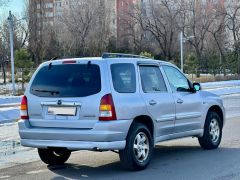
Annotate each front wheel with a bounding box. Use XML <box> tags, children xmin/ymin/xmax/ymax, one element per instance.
<box><xmin>198</xmin><ymin>111</ymin><xmax>222</xmax><ymax>150</ymax></box>
<box><xmin>119</xmin><ymin>123</ymin><xmax>153</xmax><ymax>170</ymax></box>
<box><xmin>38</xmin><ymin>148</ymin><xmax>71</xmax><ymax>165</ymax></box>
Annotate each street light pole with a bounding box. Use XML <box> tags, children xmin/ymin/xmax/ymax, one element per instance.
<box><xmin>180</xmin><ymin>31</ymin><xmax>184</xmax><ymax>72</ymax></box>
<box><xmin>180</xmin><ymin>32</ymin><xmax>195</xmax><ymax>73</ymax></box>
<box><xmin>1</xmin><ymin>35</ymin><xmax>6</xmax><ymax>84</ymax></box>
<box><xmin>8</xmin><ymin>11</ymin><xmax>16</xmax><ymax>95</ymax></box>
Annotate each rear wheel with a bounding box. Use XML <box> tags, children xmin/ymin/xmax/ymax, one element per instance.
<box><xmin>38</xmin><ymin>148</ymin><xmax>71</xmax><ymax>165</ymax></box>
<box><xmin>198</xmin><ymin>111</ymin><xmax>222</xmax><ymax>150</ymax></box>
<box><xmin>119</xmin><ymin>123</ymin><xmax>153</xmax><ymax>170</ymax></box>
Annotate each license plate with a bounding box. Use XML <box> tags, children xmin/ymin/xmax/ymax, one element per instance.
<box><xmin>47</xmin><ymin>106</ymin><xmax>77</xmax><ymax>116</ymax></box>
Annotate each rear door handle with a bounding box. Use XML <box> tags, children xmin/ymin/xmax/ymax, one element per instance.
<box><xmin>149</xmin><ymin>100</ymin><xmax>157</xmax><ymax>106</ymax></box>
<box><xmin>177</xmin><ymin>99</ymin><xmax>183</xmax><ymax>104</ymax></box>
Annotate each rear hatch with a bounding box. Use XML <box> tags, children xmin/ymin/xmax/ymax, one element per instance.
<box><xmin>26</xmin><ymin>60</ymin><xmax>106</xmax><ymax>129</ymax></box>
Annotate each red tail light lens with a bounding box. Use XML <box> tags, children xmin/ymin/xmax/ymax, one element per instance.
<box><xmin>99</xmin><ymin>94</ymin><xmax>117</xmax><ymax>121</ymax></box>
<box><xmin>20</xmin><ymin>95</ymin><xmax>29</xmax><ymax>120</ymax></box>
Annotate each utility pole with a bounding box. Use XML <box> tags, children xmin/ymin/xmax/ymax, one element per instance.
<box><xmin>180</xmin><ymin>31</ymin><xmax>195</xmax><ymax>73</ymax></box>
<box><xmin>8</xmin><ymin>11</ymin><xmax>16</xmax><ymax>95</ymax></box>
<box><xmin>180</xmin><ymin>31</ymin><xmax>183</xmax><ymax>72</ymax></box>
<box><xmin>1</xmin><ymin>36</ymin><xmax>6</xmax><ymax>84</ymax></box>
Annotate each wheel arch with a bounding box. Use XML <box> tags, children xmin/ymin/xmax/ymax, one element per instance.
<box><xmin>207</xmin><ymin>105</ymin><xmax>224</xmax><ymax>127</ymax></box>
<box><xmin>131</xmin><ymin>115</ymin><xmax>154</xmax><ymax>139</ymax></box>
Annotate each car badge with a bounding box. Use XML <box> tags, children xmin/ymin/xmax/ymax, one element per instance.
<box><xmin>57</xmin><ymin>100</ymin><xmax>62</xmax><ymax>105</ymax></box>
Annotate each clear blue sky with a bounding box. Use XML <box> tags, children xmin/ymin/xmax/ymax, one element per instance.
<box><xmin>0</xmin><ymin>0</ymin><xmax>24</xmax><ymax>18</ymax></box>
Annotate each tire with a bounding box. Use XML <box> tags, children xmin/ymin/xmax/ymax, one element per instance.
<box><xmin>38</xmin><ymin>148</ymin><xmax>71</xmax><ymax>165</ymax></box>
<box><xmin>198</xmin><ymin>111</ymin><xmax>222</xmax><ymax>150</ymax></box>
<box><xmin>119</xmin><ymin>123</ymin><xmax>153</xmax><ymax>170</ymax></box>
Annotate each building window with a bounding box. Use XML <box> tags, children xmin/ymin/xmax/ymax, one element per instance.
<box><xmin>45</xmin><ymin>3</ymin><xmax>53</xmax><ymax>8</ymax></box>
<box><xmin>45</xmin><ymin>12</ymin><xmax>54</xmax><ymax>17</ymax></box>
<box><xmin>55</xmin><ymin>11</ymin><xmax>62</xmax><ymax>17</ymax></box>
<box><xmin>37</xmin><ymin>12</ymin><xmax>41</xmax><ymax>18</ymax></box>
<box><xmin>55</xmin><ymin>2</ymin><xmax>62</xmax><ymax>7</ymax></box>
<box><xmin>37</xmin><ymin>4</ymin><xmax>40</xmax><ymax>9</ymax></box>
<box><xmin>43</xmin><ymin>20</ymin><xmax>53</xmax><ymax>26</ymax></box>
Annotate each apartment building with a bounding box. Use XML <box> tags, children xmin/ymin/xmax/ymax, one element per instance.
<box><xmin>30</xmin><ymin>0</ymin><xmax>54</xmax><ymax>25</ymax></box>
<box><xmin>116</xmin><ymin>0</ymin><xmax>139</xmax><ymax>50</ymax></box>
<box><xmin>29</xmin><ymin>0</ymin><xmax>117</xmax><ymax>44</ymax></box>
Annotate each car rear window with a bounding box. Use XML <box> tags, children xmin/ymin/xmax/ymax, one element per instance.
<box><xmin>30</xmin><ymin>64</ymin><xmax>101</xmax><ymax>97</ymax></box>
<box><xmin>111</xmin><ymin>63</ymin><xmax>136</xmax><ymax>93</ymax></box>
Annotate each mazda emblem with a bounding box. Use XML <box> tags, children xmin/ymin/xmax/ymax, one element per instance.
<box><xmin>57</xmin><ymin>100</ymin><xmax>62</xmax><ymax>105</ymax></box>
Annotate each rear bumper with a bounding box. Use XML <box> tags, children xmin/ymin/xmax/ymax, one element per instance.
<box><xmin>21</xmin><ymin>139</ymin><xmax>126</xmax><ymax>150</ymax></box>
<box><xmin>18</xmin><ymin>119</ymin><xmax>132</xmax><ymax>150</ymax></box>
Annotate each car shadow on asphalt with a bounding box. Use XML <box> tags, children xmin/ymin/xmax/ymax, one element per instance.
<box><xmin>47</xmin><ymin>144</ymin><xmax>240</xmax><ymax>180</ymax></box>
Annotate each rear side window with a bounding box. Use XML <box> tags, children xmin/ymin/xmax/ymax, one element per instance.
<box><xmin>30</xmin><ymin>64</ymin><xmax>101</xmax><ymax>97</ymax></box>
<box><xmin>111</xmin><ymin>63</ymin><xmax>136</xmax><ymax>93</ymax></box>
<box><xmin>140</xmin><ymin>66</ymin><xmax>167</xmax><ymax>93</ymax></box>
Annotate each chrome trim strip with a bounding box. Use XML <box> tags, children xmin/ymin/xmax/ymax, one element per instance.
<box><xmin>176</xmin><ymin>113</ymin><xmax>202</xmax><ymax>120</ymax></box>
<box><xmin>41</xmin><ymin>101</ymin><xmax>81</xmax><ymax>106</ymax></box>
<box><xmin>156</xmin><ymin>116</ymin><xmax>175</xmax><ymax>122</ymax></box>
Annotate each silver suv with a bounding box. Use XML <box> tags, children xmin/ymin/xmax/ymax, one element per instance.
<box><xmin>18</xmin><ymin>53</ymin><xmax>225</xmax><ymax>170</ymax></box>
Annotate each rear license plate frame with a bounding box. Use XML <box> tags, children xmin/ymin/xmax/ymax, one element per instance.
<box><xmin>47</xmin><ymin>106</ymin><xmax>77</xmax><ymax>116</ymax></box>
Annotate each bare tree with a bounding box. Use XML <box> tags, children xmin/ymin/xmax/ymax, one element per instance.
<box><xmin>28</xmin><ymin>0</ymin><xmax>59</xmax><ymax>65</ymax></box>
<box><xmin>59</xmin><ymin>0</ymin><xmax>115</xmax><ymax>57</ymax></box>
<box><xmin>0</xmin><ymin>0</ymin><xmax>9</xmax><ymax>7</ymax></box>
<box><xmin>60</xmin><ymin>1</ymin><xmax>96</xmax><ymax>56</ymax></box>
<box><xmin>28</xmin><ymin>0</ymin><xmax>45</xmax><ymax>65</ymax></box>
<box><xmin>127</xmin><ymin>0</ymin><xmax>183</xmax><ymax>60</ymax></box>
<box><xmin>0</xmin><ymin>12</ymin><xmax>28</xmax><ymax>84</ymax></box>
<box><xmin>181</xmin><ymin>1</ymin><xmax>217</xmax><ymax>72</ymax></box>
<box><xmin>87</xmin><ymin>0</ymin><xmax>116</xmax><ymax>56</ymax></box>
<box><xmin>0</xmin><ymin>33</ymin><xmax>7</xmax><ymax>84</ymax></box>
<box><xmin>0</xmin><ymin>0</ymin><xmax>10</xmax><ymax>83</ymax></box>
<box><xmin>122</xmin><ymin>17</ymin><xmax>146</xmax><ymax>53</ymax></box>
<box><xmin>206</xmin><ymin>3</ymin><xmax>227</xmax><ymax>74</ymax></box>
<box><xmin>225</xmin><ymin>2</ymin><xmax>240</xmax><ymax>74</ymax></box>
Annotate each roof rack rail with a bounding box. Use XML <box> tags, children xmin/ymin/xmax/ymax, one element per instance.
<box><xmin>50</xmin><ymin>56</ymin><xmax>59</xmax><ymax>61</ymax></box>
<box><xmin>102</xmin><ymin>53</ymin><xmax>149</xmax><ymax>59</ymax></box>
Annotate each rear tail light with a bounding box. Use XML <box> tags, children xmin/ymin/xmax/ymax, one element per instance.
<box><xmin>99</xmin><ymin>94</ymin><xmax>117</xmax><ymax>121</ymax></box>
<box><xmin>20</xmin><ymin>95</ymin><xmax>29</xmax><ymax>120</ymax></box>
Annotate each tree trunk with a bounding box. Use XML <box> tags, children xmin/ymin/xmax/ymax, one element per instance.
<box><xmin>2</xmin><ymin>63</ymin><xmax>6</xmax><ymax>84</ymax></box>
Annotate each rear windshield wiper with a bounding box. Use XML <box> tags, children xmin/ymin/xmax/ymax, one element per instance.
<box><xmin>32</xmin><ymin>89</ymin><xmax>60</xmax><ymax>95</ymax></box>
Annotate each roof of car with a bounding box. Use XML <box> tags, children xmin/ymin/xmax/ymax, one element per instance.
<box><xmin>42</xmin><ymin>53</ymin><xmax>175</xmax><ymax>67</ymax></box>
<box><xmin>45</xmin><ymin>57</ymin><xmax>169</xmax><ymax>64</ymax></box>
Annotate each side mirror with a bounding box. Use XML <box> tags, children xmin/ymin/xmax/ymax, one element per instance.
<box><xmin>193</xmin><ymin>82</ymin><xmax>201</xmax><ymax>92</ymax></box>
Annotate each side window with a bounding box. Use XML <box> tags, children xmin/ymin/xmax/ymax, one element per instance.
<box><xmin>111</xmin><ymin>63</ymin><xmax>136</xmax><ymax>93</ymax></box>
<box><xmin>162</xmin><ymin>65</ymin><xmax>190</xmax><ymax>92</ymax></box>
<box><xmin>139</xmin><ymin>66</ymin><xmax>167</xmax><ymax>93</ymax></box>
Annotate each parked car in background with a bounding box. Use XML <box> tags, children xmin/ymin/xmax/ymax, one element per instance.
<box><xmin>18</xmin><ymin>53</ymin><xmax>225</xmax><ymax>170</ymax></box>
